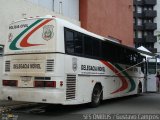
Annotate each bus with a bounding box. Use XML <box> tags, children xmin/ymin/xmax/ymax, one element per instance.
<box><xmin>2</xmin><ymin>15</ymin><xmax>146</xmax><ymax>107</ymax></box>
<box><xmin>147</xmin><ymin>57</ymin><xmax>160</xmax><ymax>92</ymax></box>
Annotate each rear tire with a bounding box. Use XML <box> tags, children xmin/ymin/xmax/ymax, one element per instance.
<box><xmin>90</xmin><ymin>84</ymin><xmax>102</xmax><ymax>107</ymax></box>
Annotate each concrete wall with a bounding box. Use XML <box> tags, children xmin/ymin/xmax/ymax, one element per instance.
<box><xmin>26</xmin><ymin>0</ymin><xmax>79</xmax><ymax>20</ymax></box>
<box><xmin>0</xmin><ymin>0</ymin><xmax>80</xmax><ymax>45</ymax></box>
<box><xmin>80</xmin><ymin>0</ymin><xmax>134</xmax><ymax>47</ymax></box>
<box><xmin>53</xmin><ymin>0</ymin><xmax>79</xmax><ymax>20</ymax></box>
<box><xmin>26</xmin><ymin>0</ymin><xmax>54</xmax><ymax>11</ymax></box>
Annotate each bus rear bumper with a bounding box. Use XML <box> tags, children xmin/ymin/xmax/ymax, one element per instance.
<box><xmin>2</xmin><ymin>87</ymin><xmax>65</xmax><ymax>104</ymax></box>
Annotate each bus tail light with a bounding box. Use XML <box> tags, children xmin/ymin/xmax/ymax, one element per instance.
<box><xmin>3</xmin><ymin>80</ymin><xmax>17</xmax><ymax>87</ymax></box>
<box><xmin>34</xmin><ymin>81</ymin><xmax>45</xmax><ymax>87</ymax></box>
<box><xmin>45</xmin><ymin>81</ymin><xmax>56</xmax><ymax>87</ymax></box>
<box><xmin>34</xmin><ymin>81</ymin><xmax>56</xmax><ymax>88</ymax></box>
<box><xmin>60</xmin><ymin>81</ymin><xmax>63</xmax><ymax>87</ymax></box>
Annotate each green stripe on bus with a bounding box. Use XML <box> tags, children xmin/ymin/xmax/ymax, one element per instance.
<box><xmin>115</xmin><ymin>64</ymin><xmax>136</xmax><ymax>92</ymax></box>
<box><xmin>9</xmin><ymin>19</ymin><xmax>44</xmax><ymax>50</ymax></box>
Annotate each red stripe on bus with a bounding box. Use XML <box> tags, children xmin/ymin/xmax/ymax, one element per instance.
<box><xmin>20</xmin><ymin>19</ymin><xmax>53</xmax><ymax>47</ymax></box>
<box><xmin>100</xmin><ymin>60</ymin><xmax>128</xmax><ymax>94</ymax></box>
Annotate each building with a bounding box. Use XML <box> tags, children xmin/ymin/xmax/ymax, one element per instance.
<box><xmin>133</xmin><ymin>0</ymin><xmax>157</xmax><ymax>53</ymax></box>
<box><xmin>80</xmin><ymin>0</ymin><xmax>134</xmax><ymax>47</ymax></box>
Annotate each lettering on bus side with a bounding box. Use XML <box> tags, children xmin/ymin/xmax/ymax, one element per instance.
<box><xmin>81</xmin><ymin>65</ymin><xmax>105</xmax><ymax>72</ymax></box>
<box><xmin>13</xmin><ymin>64</ymin><xmax>41</xmax><ymax>69</ymax></box>
<box><xmin>9</xmin><ymin>24</ymin><xmax>29</xmax><ymax>30</ymax></box>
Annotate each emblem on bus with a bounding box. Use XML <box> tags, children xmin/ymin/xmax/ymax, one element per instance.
<box><xmin>42</xmin><ymin>25</ymin><xmax>54</xmax><ymax>40</ymax></box>
<box><xmin>72</xmin><ymin>58</ymin><xmax>78</xmax><ymax>72</ymax></box>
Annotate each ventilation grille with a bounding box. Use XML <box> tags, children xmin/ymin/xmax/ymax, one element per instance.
<box><xmin>46</xmin><ymin>59</ymin><xmax>54</xmax><ymax>72</ymax></box>
<box><xmin>5</xmin><ymin>61</ymin><xmax>10</xmax><ymax>72</ymax></box>
<box><xmin>66</xmin><ymin>74</ymin><xmax>76</xmax><ymax>100</ymax></box>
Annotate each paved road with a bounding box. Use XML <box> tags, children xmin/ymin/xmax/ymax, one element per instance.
<box><xmin>1</xmin><ymin>93</ymin><xmax>160</xmax><ymax>120</ymax></box>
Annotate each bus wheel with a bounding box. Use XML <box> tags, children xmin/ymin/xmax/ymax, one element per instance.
<box><xmin>90</xmin><ymin>84</ymin><xmax>102</xmax><ymax>107</ymax></box>
<box><xmin>137</xmin><ymin>83</ymin><xmax>142</xmax><ymax>94</ymax></box>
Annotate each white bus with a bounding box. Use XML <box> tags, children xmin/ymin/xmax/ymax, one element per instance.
<box><xmin>147</xmin><ymin>58</ymin><xmax>157</xmax><ymax>92</ymax></box>
<box><xmin>147</xmin><ymin>57</ymin><xmax>160</xmax><ymax>92</ymax></box>
<box><xmin>2</xmin><ymin>16</ymin><xmax>145</xmax><ymax>107</ymax></box>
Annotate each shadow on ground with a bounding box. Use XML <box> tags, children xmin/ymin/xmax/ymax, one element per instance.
<box><xmin>16</xmin><ymin>94</ymin><xmax>143</xmax><ymax>116</ymax></box>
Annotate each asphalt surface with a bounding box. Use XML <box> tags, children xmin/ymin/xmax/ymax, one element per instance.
<box><xmin>0</xmin><ymin>100</ymin><xmax>25</xmax><ymax>106</ymax></box>
<box><xmin>1</xmin><ymin>93</ymin><xmax>160</xmax><ymax>120</ymax></box>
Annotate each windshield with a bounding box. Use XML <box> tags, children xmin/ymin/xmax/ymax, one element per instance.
<box><xmin>148</xmin><ymin>62</ymin><xmax>156</xmax><ymax>74</ymax></box>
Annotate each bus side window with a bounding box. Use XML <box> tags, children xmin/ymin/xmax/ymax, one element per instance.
<box><xmin>141</xmin><ymin>62</ymin><xmax>145</xmax><ymax>74</ymax></box>
<box><xmin>74</xmin><ymin>32</ymin><xmax>83</xmax><ymax>55</ymax></box>
<box><xmin>65</xmin><ymin>29</ymin><xmax>74</xmax><ymax>54</ymax></box>
<box><xmin>101</xmin><ymin>41</ymin><xmax>109</xmax><ymax>61</ymax></box>
<box><xmin>84</xmin><ymin>35</ymin><xmax>93</xmax><ymax>56</ymax></box>
<box><xmin>0</xmin><ymin>45</ymin><xmax>3</xmax><ymax>56</ymax></box>
<box><xmin>92</xmin><ymin>39</ymin><xmax>100</xmax><ymax>58</ymax></box>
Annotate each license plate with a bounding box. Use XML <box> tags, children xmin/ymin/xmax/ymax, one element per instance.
<box><xmin>21</xmin><ymin>77</ymin><xmax>31</xmax><ymax>81</ymax></box>
<box><xmin>20</xmin><ymin>77</ymin><xmax>33</xmax><ymax>87</ymax></box>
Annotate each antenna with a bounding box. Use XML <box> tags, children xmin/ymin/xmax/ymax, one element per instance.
<box><xmin>59</xmin><ymin>1</ymin><xmax>63</xmax><ymax>14</ymax></box>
